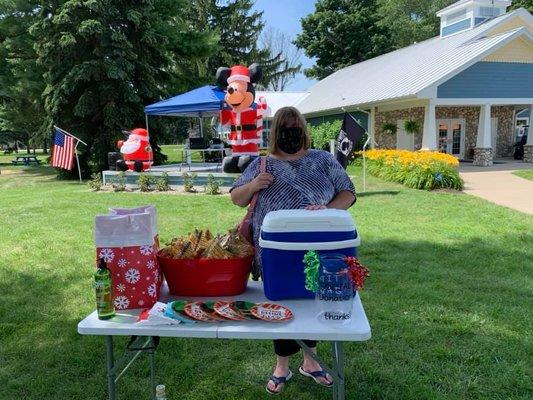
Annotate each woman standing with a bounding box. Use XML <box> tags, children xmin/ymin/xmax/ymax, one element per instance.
<box><xmin>230</xmin><ymin>106</ymin><xmax>356</xmax><ymax>394</ymax></box>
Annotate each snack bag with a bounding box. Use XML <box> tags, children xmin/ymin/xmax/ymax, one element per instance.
<box><xmin>94</xmin><ymin>209</ymin><xmax>162</xmax><ymax>310</ymax></box>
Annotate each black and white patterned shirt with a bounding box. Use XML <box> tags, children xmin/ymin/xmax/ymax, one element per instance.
<box><xmin>231</xmin><ymin>149</ymin><xmax>356</xmax><ymax>272</ymax></box>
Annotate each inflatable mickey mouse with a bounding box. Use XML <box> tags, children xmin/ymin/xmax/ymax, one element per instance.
<box><xmin>216</xmin><ymin>63</ymin><xmax>267</xmax><ymax>173</ymax></box>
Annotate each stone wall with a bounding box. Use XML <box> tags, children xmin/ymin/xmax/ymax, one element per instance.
<box><xmin>491</xmin><ymin>106</ymin><xmax>514</xmax><ymax>158</ymax></box>
<box><xmin>375</xmin><ymin>105</ymin><xmax>515</xmax><ymax>159</ymax></box>
<box><xmin>524</xmin><ymin>145</ymin><xmax>533</xmax><ymax>163</ymax></box>
<box><xmin>375</xmin><ymin>107</ymin><xmax>424</xmax><ymax>149</ymax></box>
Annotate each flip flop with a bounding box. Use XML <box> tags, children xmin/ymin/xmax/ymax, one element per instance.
<box><xmin>266</xmin><ymin>370</ymin><xmax>293</xmax><ymax>395</ymax></box>
<box><xmin>299</xmin><ymin>366</ymin><xmax>333</xmax><ymax>387</ymax></box>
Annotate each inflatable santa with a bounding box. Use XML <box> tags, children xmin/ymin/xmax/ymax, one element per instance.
<box><xmin>216</xmin><ymin>63</ymin><xmax>267</xmax><ymax>173</ymax></box>
<box><xmin>116</xmin><ymin>128</ymin><xmax>153</xmax><ymax>172</ymax></box>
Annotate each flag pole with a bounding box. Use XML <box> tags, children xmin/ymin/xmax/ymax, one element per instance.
<box><xmin>74</xmin><ymin>141</ymin><xmax>82</xmax><ymax>183</ymax></box>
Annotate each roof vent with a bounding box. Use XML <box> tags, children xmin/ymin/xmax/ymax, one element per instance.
<box><xmin>436</xmin><ymin>0</ymin><xmax>512</xmax><ymax>38</ymax></box>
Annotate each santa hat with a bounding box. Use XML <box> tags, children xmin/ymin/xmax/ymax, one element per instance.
<box><xmin>128</xmin><ymin>128</ymin><xmax>149</xmax><ymax>141</ymax></box>
<box><xmin>227</xmin><ymin>65</ymin><xmax>250</xmax><ymax>84</ymax></box>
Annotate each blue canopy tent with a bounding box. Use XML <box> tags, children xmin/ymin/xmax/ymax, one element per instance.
<box><xmin>144</xmin><ymin>85</ymin><xmax>226</xmax><ymax>137</ymax></box>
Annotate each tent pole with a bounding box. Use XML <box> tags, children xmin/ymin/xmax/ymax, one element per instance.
<box><xmin>145</xmin><ymin>114</ymin><xmax>149</xmax><ymax>134</ymax></box>
<box><xmin>199</xmin><ymin>116</ymin><xmax>203</xmax><ymax>138</ymax></box>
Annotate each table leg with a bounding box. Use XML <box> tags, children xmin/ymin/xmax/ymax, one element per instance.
<box><xmin>149</xmin><ymin>337</ymin><xmax>156</xmax><ymax>400</ymax></box>
<box><xmin>105</xmin><ymin>336</ymin><xmax>117</xmax><ymax>400</ymax></box>
<box><xmin>331</xmin><ymin>341</ymin><xmax>345</xmax><ymax>400</ymax></box>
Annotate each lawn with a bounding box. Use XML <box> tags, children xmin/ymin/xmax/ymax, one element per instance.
<box><xmin>513</xmin><ymin>169</ymin><xmax>533</xmax><ymax>182</ymax></box>
<box><xmin>0</xmin><ymin>162</ymin><xmax>532</xmax><ymax>400</ymax></box>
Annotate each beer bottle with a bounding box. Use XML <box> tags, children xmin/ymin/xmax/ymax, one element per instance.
<box><xmin>94</xmin><ymin>258</ymin><xmax>115</xmax><ymax>320</ymax></box>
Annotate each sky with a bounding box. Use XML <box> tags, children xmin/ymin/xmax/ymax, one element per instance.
<box><xmin>252</xmin><ymin>0</ymin><xmax>317</xmax><ymax>91</ymax></box>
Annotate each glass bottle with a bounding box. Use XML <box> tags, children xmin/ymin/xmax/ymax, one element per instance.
<box><xmin>316</xmin><ymin>253</ymin><xmax>354</xmax><ymax>324</ymax></box>
<box><xmin>156</xmin><ymin>384</ymin><xmax>167</xmax><ymax>400</ymax></box>
<box><xmin>94</xmin><ymin>258</ymin><xmax>115</xmax><ymax>320</ymax></box>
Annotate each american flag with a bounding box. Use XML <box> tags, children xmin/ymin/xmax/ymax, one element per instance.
<box><xmin>52</xmin><ymin>128</ymin><xmax>76</xmax><ymax>170</ymax></box>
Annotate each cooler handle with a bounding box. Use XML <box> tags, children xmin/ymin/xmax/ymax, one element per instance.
<box><xmin>258</xmin><ymin>238</ymin><xmax>360</xmax><ymax>251</ymax></box>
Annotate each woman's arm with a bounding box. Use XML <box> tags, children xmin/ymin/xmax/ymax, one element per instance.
<box><xmin>327</xmin><ymin>190</ymin><xmax>356</xmax><ymax>210</ymax></box>
<box><xmin>230</xmin><ymin>172</ymin><xmax>273</xmax><ymax>207</ymax></box>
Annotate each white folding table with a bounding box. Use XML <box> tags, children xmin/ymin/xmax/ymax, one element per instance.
<box><xmin>78</xmin><ymin>281</ymin><xmax>371</xmax><ymax>400</ymax></box>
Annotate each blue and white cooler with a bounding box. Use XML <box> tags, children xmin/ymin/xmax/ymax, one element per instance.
<box><xmin>259</xmin><ymin>209</ymin><xmax>360</xmax><ymax>301</ymax></box>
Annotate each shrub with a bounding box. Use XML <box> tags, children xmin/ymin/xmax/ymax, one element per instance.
<box><xmin>204</xmin><ymin>174</ymin><xmax>222</xmax><ymax>195</ymax></box>
<box><xmin>138</xmin><ymin>173</ymin><xmax>152</xmax><ymax>192</ymax></box>
<box><xmin>361</xmin><ymin>149</ymin><xmax>463</xmax><ymax>190</ymax></box>
<box><xmin>112</xmin><ymin>171</ymin><xmax>126</xmax><ymax>192</ymax></box>
<box><xmin>308</xmin><ymin>120</ymin><xmax>341</xmax><ymax>150</ymax></box>
<box><xmin>88</xmin><ymin>173</ymin><xmax>102</xmax><ymax>191</ymax></box>
<box><xmin>182</xmin><ymin>172</ymin><xmax>197</xmax><ymax>193</ymax></box>
<box><xmin>155</xmin><ymin>173</ymin><xmax>171</xmax><ymax>191</ymax></box>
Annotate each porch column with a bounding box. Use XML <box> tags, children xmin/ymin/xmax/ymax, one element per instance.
<box><xmin>524</xmin><ymin>104</ymin><xmax>533</xmax><ymax>163</ymax></box>
<box><xmin>474</xmin><ymin>104</ymin><xmax>493</xmax><ymax>166</ymax></box>
<box><xmin>369</xmin><ymin>107</ymin><xmax>376</xmax><ymax>149</ymax></box>
<box><xmin>421</xmin><ymin>102</ymin><xmax>437</xmax><ymax>150</ymax></box>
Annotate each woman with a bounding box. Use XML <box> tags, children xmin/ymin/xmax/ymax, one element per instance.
<box><xmin>230</xmin><ymin>106</ymin><xmax>356</xmax><ymax>394</ymax></box>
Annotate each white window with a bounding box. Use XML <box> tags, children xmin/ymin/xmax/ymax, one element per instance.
<box><xmin>479</xmin><ymin>7</ymin><xmax>501</xmax><ymax>17</ymax></box>
<box><xmin>446</xmin><ymin>9</ymin><xmax>467</xmax><ymax>24</ymax></box>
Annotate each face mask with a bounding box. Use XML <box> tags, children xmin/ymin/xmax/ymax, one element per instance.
<box><xmin>278</xmin><ymin>127</ymin><xmax>303</xmax><ymax>154</ymax></box>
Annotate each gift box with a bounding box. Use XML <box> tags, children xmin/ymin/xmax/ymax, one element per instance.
<box><xmin>94</xmin><ymin>206</ymin><xmax>162</xmax><ymax>310</ymax></box>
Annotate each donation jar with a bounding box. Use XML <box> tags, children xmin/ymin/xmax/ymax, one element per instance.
<box><xmin>316</xmin><ymin>253</ymin><xmax>354</xmax><ymax>324</ymax></box>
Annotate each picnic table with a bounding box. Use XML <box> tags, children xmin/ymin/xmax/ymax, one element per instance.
<box><xmin>11</xmin><ymin>155</ymin><xmax>41</xmax><ymax>165</ymax></box>
<box><xmin>78</xmin><ymin>281</ymin><xmax>371</xmax><ymax>400</ymax></box>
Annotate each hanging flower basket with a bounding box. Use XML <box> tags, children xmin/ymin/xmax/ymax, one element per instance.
<box><xmin>381</xmin><ymin>122</ymin><xmax>398</xmax><ymax>135</ymax></box>
<box><xmin>404</xmin><ymin>119</ymin><xmax>421</xmax><ymax>134</ymax></box>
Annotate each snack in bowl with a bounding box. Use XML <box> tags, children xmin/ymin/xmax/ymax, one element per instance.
<box><xmin>159</xmin><ymin>229</ymin><xmax>253</xmax><ymax>260</ymax></box>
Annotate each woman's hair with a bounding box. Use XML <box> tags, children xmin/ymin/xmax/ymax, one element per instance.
<box><xmin>268</xmin><ymin>106</ymin><xmax>311</xmax><ymax>154</ymax></box>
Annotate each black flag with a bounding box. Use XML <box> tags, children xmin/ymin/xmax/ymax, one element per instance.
<box><xmin>336</xmin><ymin>113</ymin><xmax>365</xmax><ymax>169</ymax></box>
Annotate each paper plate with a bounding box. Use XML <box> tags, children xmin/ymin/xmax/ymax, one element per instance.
<box><xmin>203</xmin><ymin>301</ymin><xmax>229</xmax><ymax>321</ymax></box>
<box><xmin>250</xmin><ymin>303</ymin><xmax>293</xmax><ymax>322</ymax></box>
<box><xmin>167</xmin><ymin>301</ymin><xmax>196</xmax><ymax>323</ymax></box>
<box><xmin>232</xmin><ymin>301</ymin><xmax>261</xmax><ymax>320</ymax></box>
<box><xmin>184</xmin><ymin>301</ymin><xmax>219</xmax><ymax>322</ymax></box>
<box><xmin>213</xmin><ymin>301</ymin><xmax>246</xmax><ymax>321</ymax></box>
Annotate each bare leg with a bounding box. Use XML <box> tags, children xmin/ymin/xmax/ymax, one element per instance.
<box><xmin>266</xmin><ymin>355</ymin><xmax>291</xmax><ymax>393</ymax></box>
<box><xmin>302</xmin><ymin>347</ymin><xmax>333</xmax><ymax>386</ymax></box>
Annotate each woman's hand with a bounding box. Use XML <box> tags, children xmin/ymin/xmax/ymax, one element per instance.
<box><xmin>305</xmin><ymin>205</ymin><xmax>327</xmax><ymax>210</ymax></box>
<box><xmin>231</xmin><ymin>172</ymin><xmax>273</xmax><ymax>208</ymax></box>
<box><xmin>250</xmin><ymin>172</ymin><xmax>274</xmax><ymax>193</ymax></box>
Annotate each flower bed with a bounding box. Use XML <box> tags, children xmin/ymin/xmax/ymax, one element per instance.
<box><xmin>360</xmin><ymin>149</ymin><xmax>463</xmax><ymax>190</ymax></box>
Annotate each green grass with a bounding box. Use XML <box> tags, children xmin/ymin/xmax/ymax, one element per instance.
<box><xmin>513</xmin><ymin>169</ymin><xmax>533</xmax><ymax>182</ymax></box>
<box><xmin>0</xmin><ymin>162</ymin><xmax>532</xmax><ymax>400</ymax></box>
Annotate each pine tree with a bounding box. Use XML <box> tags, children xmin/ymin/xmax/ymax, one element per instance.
<box><xmin>30</xmin><ymin>0</ymin><xmax>216</xmax><ymax>177</ymax></box>
<box><xmin>0</xmin><ymin>1</ymin><xmax>46</xmax><ymax>153</ymax></box>
<box><xmin>188</xmin><ymin>0</ymin><xmax>271</xmax><ymax>82</ymax></box>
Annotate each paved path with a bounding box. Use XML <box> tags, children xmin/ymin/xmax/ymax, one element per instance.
<box><xmin>460</xmin><ymin>161</ymin><xmax>533</xmax><ymax>214</ymax></box>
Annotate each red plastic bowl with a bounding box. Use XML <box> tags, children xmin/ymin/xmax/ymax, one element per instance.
<box><xmin>157</xmin><ymin>253</ymin><xmax>253</xmax><ymax>296</ymax></box>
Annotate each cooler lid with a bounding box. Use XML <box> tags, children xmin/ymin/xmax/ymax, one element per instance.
<box><xmin>261</xmin><ymin>209</ymin><xmax>356</xmax><ymax>233</ymax></box>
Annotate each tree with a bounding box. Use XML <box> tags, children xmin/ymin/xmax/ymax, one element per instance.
<box><xmin>30</xmin><ymin>0</ymin><xmax>216</xmax><ymax>177</ymax></box>
<box><xmin>376</xmin><ymin>1</ymin><xmax>454</xmax><ymax>49</ymax></box>
<box><xmin>187</xmin><ymin>0</ymin><xmax>272</xmax><ymax>83</ymax></box>
<box><xmin>0</xmin><ymin>1</ymin><xmax>47</xmax><ymax>154</ymax></box>
<box><xmin>295</xmin><ymin>0</ymin><xmax>393</xmax><ymax>80</ymax></box>
<box><xmin>259</xmin><ymin>27</ymin><xmax>302</xmax><ymax>91</ymax></box>
<box><xmin>509</xmin><ymin>0</ymin><xmax>532</xmax><ymax>13</ymax></box>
